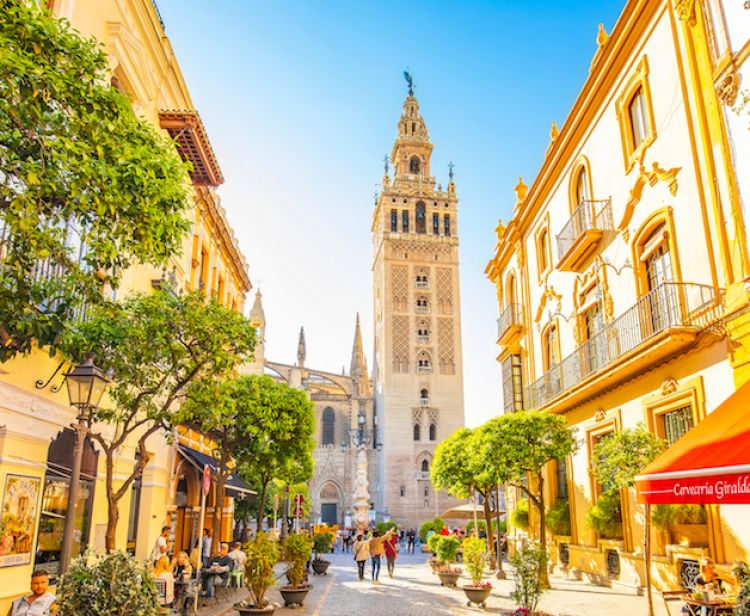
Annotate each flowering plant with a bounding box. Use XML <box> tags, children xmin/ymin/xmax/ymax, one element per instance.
<box><xmin>515</xmin><ymin>609</ymin><xmax>530</xmax><ymax>616</ymax></box>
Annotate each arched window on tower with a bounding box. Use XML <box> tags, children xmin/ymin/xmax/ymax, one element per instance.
<box><xmin>390</xmin><ymin>209</ymin><xmax>398</xmax><ymax>232</ymax></box>
<box><xmin>415</xmin><ymin>202</ymin><xmax>426</xmax><ymax>234</ymax></box>
<box><xmin>444</xmin><ymin>214</ymin><xmax>451</xmax><ymax>236</ymax></box>
<box><xmin>322</xmin><ymin>407</ymin><xmax>335</xmax><ymax>446</ymax></box>
<box><xmin>429</xmin><ymin>423</ymin><xmax>437</xmax><ymax>441</ymax></box>
<box><xmin>410</xmin><ymin>156</ymin><xmax>421</xmax><ymax>174</ymax></box>
<box><xmin>420</xmin><ymin>389</ymin><xmax>429</xmax><ymax>406</ymax></box>
<box><xmin>417</xmin><ymin>351</ymin><xmax>432</xmax><ymax>374</ymax></box>
<box><xmin>413</xmin><ymin>422</ymin><xmax>421</xmax><ymax>441</ymax></box>
<box><xmin>432</xmin><ymin>213</ymin><xmax>440</xmax><ymax>235</ymax></box>
<box><xmin>421</xmin><ymin>459</ymin><xmax>430</xmax><ymax>473</ymax></box>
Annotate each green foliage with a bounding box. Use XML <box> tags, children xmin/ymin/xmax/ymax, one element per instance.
<box><xmin>467</xmin><ymin>518</ymin><xmax>506</xmax><ymax>535</ymax></box>
<box><xmin>510</xmin><ymin>541</ymin><xmax>548</xmax><ymax>614</ymax></box>
<box><xmin>432</xmin><ymin>427</ymin><xmax>478</xmax><ymax>499</ymax></box>
<box><xmin>284</xmin><ymin>533</ymin><xmax>312</xmax><ymax>588</ymax></box>
<box><xmin>201</xmin><ymin>374</ymin><xmax>314</xmax><ymax>530</ymax></box>
<box><xmin>375</xmin><ymin>519</ymin><xmax>398</xmax><ymax>535</ymax></box>
<box><xmin>63</xmin><ymin>290</ymin><xmax>256</xmax><ymax>550</ymax></box>
<box><xmin>733</xmin><ymin>562</ymin><xmax>750</xmax><ymax>616</ymax></box>
<box><xmin>585</xmin><ymin>492</ymin><xmax>623</xmax><ymax>538</ymax></box>
<box><xmin>435</xmin><ymin>535</ymin><xmax>460</xmax><ymax>564</ymax></box>
<box><xmin>546</xmin><ymin>501</ymin><xmax>571</xmax><ymax>537</ymax></box>
<box><xmin>462</xmin><ymin>536</ymin><xmax>487</xmax><ymax>585</ymax></box>
<box><xmin>511</xmin><ymin>498</ymin><xmax>530</xmax><ymax>531</ymax></box>
<box><xmin>0</xmin><ymin>0</ymin><xmax>191</xmax><ymax>360</ymax></box>
<box><xmin>56</xmin><ymin>550</ymin><xmax>160</xmax><ymax>615</ymax></box>
<box><xmin>244</xmin><ymin>533</ymin><xmax>279</xmax><ymax>609</ymax></box>
<box><xmin>427</xmin><ymin>533</ymin><xmax>442</xmax><ymax>554</ymax></box>
<box><xmin>590</xmin><ymin>425</ymin><xmax>665</xmax><ymax>495</ymax></box>
<box><xmin>312</xmin><ymin>532</ymin><xmax>333</xmax><ymax>560</ymax></box>
<box><xmin>651</xmin><ymin>504</ymin><xmax>707</xmax><ymax>529</ymax></box>
<box><xmin>419</xmin><ymin>517</ymin><xmax>444</xmax><ymax>541</ymax></box>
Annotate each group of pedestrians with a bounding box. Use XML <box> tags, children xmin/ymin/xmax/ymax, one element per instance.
<box><xmin>352</xmin><ymin>527</ymin><xmax>399</xmax><ymax>583</ymax></box>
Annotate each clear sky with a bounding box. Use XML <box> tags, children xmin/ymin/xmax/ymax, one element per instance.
<box><xmin>158</xmin><ymin>0</ymin><xmax>625</xmax><ymax>427</ymax></box>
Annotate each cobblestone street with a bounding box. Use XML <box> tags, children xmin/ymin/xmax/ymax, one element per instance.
<box><xmin>214</xmin><ymin>550</ymin><xmax>675</xmax><ymax>616</ymax></box>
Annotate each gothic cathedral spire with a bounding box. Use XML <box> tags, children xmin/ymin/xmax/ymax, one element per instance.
<box><xmin>297</xmin><ymin>326</ymin><xmax>306</xmax><ymax>368</ymax></box>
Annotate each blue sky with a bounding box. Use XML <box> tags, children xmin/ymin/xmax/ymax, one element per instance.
<box><xmin>158</xmin><ymin>0</ymin><xmax>625</xmax><ymax>426</ymax></box>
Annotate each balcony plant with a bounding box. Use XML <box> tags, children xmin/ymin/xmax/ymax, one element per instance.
<box><xmin>235</xmin><ymin>532</ymin><xmax>279</xmax><ymax>615</ymax></box>
<box><xmin>56</xmin><ymin>550</ymin><xmax>161</xmax><ymax>616</ymax></box>
<box><xmin>461</xmin><ymin>535</ymin><xmax>493</xmax><ymax>608</ymax></box>
<box><xmin>435</xmin><ymin>535</ymin><xmax>462</xmax><ymax>586</ymax></box>
<box><xmin>651</xmin><ymin>504</ymin><xmax>708</xmax><ymax>547</ymax></box>
<box><xmin>279</xmin><ymin>533</ymin><xmax>313</xmax><ymax>607</ymax></box>
<box><xmin>585</xmin><ymin>492</ymin><xmax>623</xmax><ymax>539</ymax></box>
<box><xmin>511</xmin><ymin>498</ymin><xmax>530</xmax><ymax>531</ymax></box>
<box><xmin>511</xmin><ymin>540</ymin><xmax>548</xmax><ymax>616</ymax></box>
<box><xmin>546</xmin><ymin>501</ymin><xmax>571</xmax><ymax>537</ymax></box>
<box><xmin>311</xmin><ymin>532</ymin><xmax>333</xmax><ymax>575</ymax></box>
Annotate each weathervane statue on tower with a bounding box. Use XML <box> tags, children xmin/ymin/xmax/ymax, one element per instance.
<box><xmin>403</xmin><ymin>70</ymin><xmax>414</xmax><ymax>96</ymax></box>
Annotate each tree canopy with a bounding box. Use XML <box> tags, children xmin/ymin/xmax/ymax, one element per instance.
<box><xmin>63</xmin><ymin>290</ymin><xmax>256</xmax><ymax>549</ymax></box>
<box><xmin>0</xmin><ymin>0</ymin><xmax>191</xmax><ymax>360</ymax></box>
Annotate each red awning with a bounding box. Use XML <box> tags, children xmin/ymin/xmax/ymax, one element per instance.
<box><xmin>635</xmin><ymin>380</ymin><xmax>750</xmax><ymax>504</ymax></box>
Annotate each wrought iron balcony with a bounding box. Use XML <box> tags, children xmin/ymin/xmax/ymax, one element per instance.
<box><xmin>417</xmin><ymin>365</ymin><xmax>433</xmax><ymax>374</ymax></box>
<box><xmin>416</xmin><ymin>471</ymin><xmax>431</xmax><ymax>481</ymax></box>
<box><xmin>556</xmin><ymin>199</ymin><xmax>614</xmax><ymax>271</ymax></box>
<box><xmin>415</xmin><ymin>280</ymin><xmax>430</xmax><ymax>289</ymax></box>
<box><xmin>416</xmin><ymin>335</ymin><xmax>430</xmax><ymax>345</ymax></box>
<box><xmin>497</xmin><ymin>302</ymin><xmax>523</xmax><ymax>345</ymax></box>
<box><xmin>525</xmin><ymin>282</ymin><xmax>721</xmax><ymax>411</ymax></box>
<box><xmin>415</xmin><ymin>305</ymin><xmax>431</xmax><ymax>314</ymax></box>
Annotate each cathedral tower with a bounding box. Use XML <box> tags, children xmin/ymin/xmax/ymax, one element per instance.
<box><xmin>372</xmin><ymin>85</ymin><xmax>465</xmax><ymax>526</ymax></box>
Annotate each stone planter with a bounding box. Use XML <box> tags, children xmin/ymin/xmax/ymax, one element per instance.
<box><xmin>462</xmin><ymin>584</ymin><xmax>492</xmax><ymax>608</ymax></box>
<box><xmin>311</xmin><ymin>559</ymin><xmax>330</xmax><ymax>575</ymax></box>
<box><xmin>279</xmin><ymin>585</ymin><xmax>311</xmax><ymax>607</ymax></box>
<box><xmin>234</xmin><ymin>604</ymin><xmax>276</xmax><ymax>615</ymax></box>
<box><xmin>669</xmin><ymin>524</ymin><xmax>709</xmax><ymax>547</ymax></box>
<box><xmin>437</xmin><ymin>570</ymin><xmax>462</xmax><ymax>587</ymax></box>
<box><xmin>421</xmin><ymin>544</ymin><xmax>432</xmax><ymax>553</ymax></box>
<box><xmin>428</xmin><ymin>557</ymin><xmax>443</xmax><ymax>573</ymax></box>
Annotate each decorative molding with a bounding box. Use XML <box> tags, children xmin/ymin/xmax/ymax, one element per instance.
<box><xmin>617</xmin><ymin>162</ymin><xmax>681</xmax><ymax>234</ymax></box>
<box><xmin>534</xmin><ymin>285</ymin><xmax>562</xmax><ymax>324</ymax></box>
<box><xmin>674</xmin><ymin>0</ymin><xmax>697</xmax><ymax>25</ymax></box>
<box><xmin>594</xmin><ymin>408</ymin><xmax>607</xmax><ymax>422</ymax></box>
<box><xmin>715</xmin><ymin>68</ymin><xmax>739</xmax><ymax>106</ymax></box>
<box><xmin>660</xmin><ymin>377</ymin><xmax>680</xmax><ymax>396</ymax></box>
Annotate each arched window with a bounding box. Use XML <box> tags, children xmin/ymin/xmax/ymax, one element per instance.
<box><xmin>628</xmin><ymin>87</ymin><xmax>649</xmax><ymax>150</ymax></box>
<box><xmin>574</xmin><ymin>166</ymin><xmax>589</xmax><ymax>207</ymax></box>
<box><xmin>421</xmin><ymin>459</ymin><xmax>430</xmax><ymax>473</ymax></box>
<box><xmin>537</xmin><ymin>229</ymin><xmax>549</xmax><ymax>274</ymax></box>
<box><xmin>390</xmin><ymin>209</ymin><xmax>398</xmax><ymax>232</ymax></box>
<box><xmin>429</xmin><ymin>423</ymin><xmax>437</xmax><ymax>441</ymax></box>
<box><xmin>417</xmin><ymin>351</ymin><xmax>432</xmax><ymax>373</ymax></box>
<box><xmin>322</xmin><ymin>407</ymin><xmax>335</xmax><ymax>446</ymax></box>
<box><xmin>400</xmin><ymin>486</ymin><xmax>405</xmax><ymax>497</ymax></box>
<box><xmin>410</xmin><ymin>156</ymin><xmax>421</xmax><ymax>174</ymax></box>
<box><xmin>506</xmin><ymin>273</ymin><xmax>517</xmax><ymax>308</ymax></box>
<box><xmin>413</xmin><ymin>423</ymin><xmax>421</xmax><ymax>441</ymax></box>
<box><xmin>402</xmin><ymin>210</ymin><xmax>409</xmax><ymax>233</ymax></box>
<box><xmin>415</xmin><ymin>202</ymin><xmax>426</xmax><ymax>234</ymax></box>
<box><xmin>416</xmin><ymin>296</ymin><xmax>430</xmax><ymax>313</ymax></box>
<box><xmin>432</xmin><ymin>213</ymin><xmax>440</xmax><ymax>235</ymax></box>
<box><xmin>444</xmin><ymin>214</ymin><xmax>451</xmax><ymax>236</ymax></box>
<box><xmin>420</xmin><ymin>388</ymin><xmax>429</xmax><ymax>406</ymax></box>
<box><xmin>543</xmin><ymin>324</ymin><xmax>559</xmax><ymax>371</ymax></box>
<box><xmin>416</xmin><ymin>319</ymin><xmax>431</xmax><ymax>343</ymax></box>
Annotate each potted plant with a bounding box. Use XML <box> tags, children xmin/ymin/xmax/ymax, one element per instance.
<box><xmin>461</xmin><ymin>535</ymin><xmax>492</xmax><ymax>608</ymax></box>
<box><xmin>279</xmin><ymin>532</ymin><xmax>313</xmax><ymax>607</ymax></box>
<box><xmin>311</xmin><ymin>532</ymin><xmax>333</xmax><ymax>575</ymax></box>
<box><xmin>435</xmin><ymin>535</ymin><xmax>462</xmax><ymax>587</ymax></box>
<box><xmin>511</xmin><ymin>498</ymin><xmax>530</xmax><ymax>531</ymax></box>
<box><xmin>57</xmin><ymin>550</ymin><xmax>161</xmax><ymax>615</ymax></box>
<box><xmin>511</xmin><ymin>540</ymin><xmax>547</xmax><ymax>616</ymax></box>
<box><xmin>235</xmin><ymin>532</ymin><xmax>280</xmax><ymax>615</ymax></box>
<box><xmin>427</xmin><ymin>533</ymin><xmax>443</xmax><ymax>572</ymax></box>
<box><xmin>585</xmin><ymin>492</ymin><xmax>623</xmax><ymax>539</ymax></box>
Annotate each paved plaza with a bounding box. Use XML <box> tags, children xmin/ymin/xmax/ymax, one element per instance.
<box><xmin>211</xmin><ymin>550</ymin><xmax>676</xmax><ymax>616</ymax></box>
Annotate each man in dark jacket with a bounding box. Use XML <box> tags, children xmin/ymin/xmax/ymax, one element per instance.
<box><xmin>201</xmin><ymin>542</ymin><xmax>234</xmax><ymax>599</ymax></box>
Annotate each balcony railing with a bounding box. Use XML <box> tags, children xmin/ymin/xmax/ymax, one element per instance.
<box><xmin>417</xmin><ymin>365</ymin><xmax>433</xmax><ymax>374</ymax></box>
<box><xmin>416</xmin><ymin>335</ymin><xmax>430</xmax><ymax>345</ymax></box>
<box><xmin>525</xmin><ymin>282</ymin><xmax>719</xmax><ymax>409</ymax></box>
<box><xmin>556</xmin><ymin>199</ymin><xmax>613</xmax><ymax>271</ymax></box>
<box><xmin>416</xmin><ymin>305</ymin><xmax>431</xmax><ymax>314</ymax></box>
<box><xmin>497</xmin><ymin>303</ymin><xmax>523</xmax><ymax>342</ymax></box>
<box><xmin>416</xmin><ymin>280</ymin><xmax>430</xmax><ymax>289</ymax></box>
<box><xmin>416</xmin><ymin>471</ymin><xmax>431</xmax><ymax>481</ymax></box>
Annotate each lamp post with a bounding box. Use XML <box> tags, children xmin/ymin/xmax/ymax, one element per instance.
<box><xmin>59</xmin><ymin>352</ymin><xmax>109</xmax><ymax>574</ymax></box>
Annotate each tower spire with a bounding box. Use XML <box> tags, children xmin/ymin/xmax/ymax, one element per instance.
<box><xmin>297</xmin><ymin>326</ymin><xmax>306</xmax><ymax>368</ymax></box>
<box><xmin>350</xmin><ymin>313</ymin><xmax>369</xmax><ymax>394</ymax></box>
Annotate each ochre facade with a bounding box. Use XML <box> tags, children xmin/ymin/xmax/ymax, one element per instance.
<box><xmin>0</xmin><ymin>1</ymin><xmax>251</xmax><ymax>611</ymax></box>
<box><xmin>486</xmin><ymin>0</ymin><xmax>750</xmax><ymax>593</ymax></box>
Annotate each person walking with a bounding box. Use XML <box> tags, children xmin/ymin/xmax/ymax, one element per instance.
<box><xmin>407</xmin><ymin>528</ymin><xmax>416</xmax><ymax>554</ymax></box>
<box><xmin>343</xmin><ymin>529</ymin><xmax>351</xmax><ymax>553</ymax></box>
<box><xmin>368</xmin><ymin>528</ymin><xmax>394</xmax><ymax>584</ymax></box>
<box><xmin>353</xmin><ymin>533</ymin><xmax>370</xmax><ymax>581</ymax></box>
<box><xmin>384</xmin><ymin>529</ymin><xmax>399</xmax><ymax>578</ymax></box>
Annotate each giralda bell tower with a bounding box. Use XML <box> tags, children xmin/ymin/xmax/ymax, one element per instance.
<box><xmin>372</xmin><ymin>79</ymin><xmax>465</xmax><ymax>527</ymax></box>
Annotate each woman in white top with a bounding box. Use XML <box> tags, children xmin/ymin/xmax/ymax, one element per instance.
<box><xmin>352</xmin><ymin>534</ymin><xmax>370</xmax><ymax>581</ymax></box>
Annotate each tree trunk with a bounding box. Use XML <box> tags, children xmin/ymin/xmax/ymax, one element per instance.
<box><xmin>105</xmin><ymin>449</ymin><xmax>118</xmax><ymax>552</ymax></box>
<box><xmin>495</xmin><ymin>484</ymin><xmax>506</xmax><ymax>579</ymax></box>
<box><xmin>256</xmin><ymin>480</ymin><xmax>269</xmax><ymax>532</ymax></box>
<box><xmin>212</xmin><ymin>447</ymin><xmax>230</xmax><ymax>555</ymax></box>
<box><xmin>537</xmin><ymin>474</ymin><xmax>550</xmax><ymax>588</ymax></box>
<box><xmin>482</xmin><ymin>493</ymin><xmax>497</xmax><ymax>569</ymax></box>
<box><xmin>645</xmin><ymin>503</ymin><xmax>654</xmax><ymax>616</ymax></box>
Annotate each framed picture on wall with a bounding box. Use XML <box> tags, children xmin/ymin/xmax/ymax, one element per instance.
<box><xmin>0</xmin><ymin>474</ymin><xmax>42</xmax><ymax>568</ymax></box>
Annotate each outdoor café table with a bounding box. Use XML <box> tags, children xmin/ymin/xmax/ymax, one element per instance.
<box><xmin>683</xmin><ymin>595</ymin><xmax>735</xmax><ymax>616</ymax></box>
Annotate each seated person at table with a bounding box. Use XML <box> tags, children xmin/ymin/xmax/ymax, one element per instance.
<box><xmin>153</xmin><ymin>555</ymin><xmax>174</xmax><ymax>606</ymax></box>
<box><xmin>682</xmin><ymin>558</ymin><xmax>726</xmax><ymax>615</ymax></box>
<box><xmin>201</xmin><ymin>543</ymin><xmax>234</xmax><ymax>599</ymax></box>
<box><xmin>171</xmin><ymin>551</ymin><xmax>193</xmax><ymax>580</ymax></box>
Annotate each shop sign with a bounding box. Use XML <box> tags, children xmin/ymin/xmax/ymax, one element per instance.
<box><xmin>0</xmin><ymin>474</ymin><xmax>42</xmax><ymax>568</ymax></box>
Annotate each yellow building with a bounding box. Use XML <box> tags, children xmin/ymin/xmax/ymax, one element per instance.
<box><xmin>0</xmin><ymin>0</ymin><xmax>251</xmax><ymax>610</ymax></box>
<box><xmin>486</xmin><ymin>0</ymin><xmax>749</xmax><ymax>593</ymax></box>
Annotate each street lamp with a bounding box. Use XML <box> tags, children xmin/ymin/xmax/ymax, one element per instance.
<box><xmin>59</xmin><ymin>352</ymin><xmax>109</xmax><ymax>574</ymax></box>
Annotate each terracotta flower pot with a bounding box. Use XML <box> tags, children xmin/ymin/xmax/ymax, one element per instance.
<box><xmin>234</xmin><ymin>603</ymin><xmax>276</xmax><ymax>615</ymax></box>
<box><xmin>438</xmin><ymin>570</ymin><xmax>461</xmax><ymax>587</ymax></box>
<box><xmin>462</xmin><ymin>584</ymin><xmax>492</xmax><ymax>608</ymax></box>
<box><xmin>311</xmin><ymin>559</ymin><xmax>330</xmax><ymax>575</ymax></box>
<box><xmin>279</xmin><ymin>584</ymin><xmax>311</xmax><ymax>607</ymax></box>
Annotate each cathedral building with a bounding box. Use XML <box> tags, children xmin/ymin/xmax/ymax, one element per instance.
<box><xmin>242</xmin><ymin>292</ymin><xmax>378</xmax><ymax>527</ymax></box>
<box><xmin>372</xmin><ymin>87</ymin><xmax>466</xmax><ymax>527</ymax></box>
